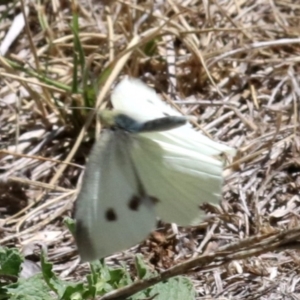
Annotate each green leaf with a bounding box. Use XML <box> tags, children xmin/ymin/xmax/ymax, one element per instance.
<box><xmin>85</xmin><ymin>260</ymin><xmax>113</xmax><ymax>297</ymax></box>
<box><xmin>149</xmin><ymin>276</ymin><xmax>196</xmax><ymax>300</ymax></box>
<box><xmin>135</xmin><ymin>254</ymin><xmax>155</xmax><ymax>279</ymax></box>
<box><xmin>40</xmin><ymin>252</ymin><xmax>67</xmax><ymax>297</ymax></box>
<box><xmin>40</xmin><ymin>252</ymin><xmax>88</xmax><ymax>300</ymax></box>
<box><xmin>143</xmin><ymin>39</ymin><xmax>157</xmax><ymax>56</ymax></box>
<box><xmin>64</xmin><ymin>217</ymin><xmax>76</xmax><ymax>236</ymax></box>
<box><xmin>61</xmin><ymin>283</ymin><xmax>86</xmax><ymax>300</ymax></box>
<box><xmin>6</xmin><ymin>274</ymin><xmax>53</xmax><ymax>300</ymax></box>
<box><xmin>83</xmin><ymin>260</ymin><xmax>134</xmax><ymax>297</ymax></box>
<box><xmin>96</xmin><ymin>67</ymin><xmax>112</xmax><ymax>88</ymax></box>
<box><xmin>70</xmin><ymin>3</ymin><xmax>85</xmax><ymax>78</ymax></box>
<box><xmin>0</xmin><ymin>247</ymin><xmax>23</xmax><ymax>277</ymax></box>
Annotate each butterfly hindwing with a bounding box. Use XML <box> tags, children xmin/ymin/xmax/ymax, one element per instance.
<box><xmin>130</xmin><ymin>134</ymin><xmax>223</xmax><ymax>225</ymax></box>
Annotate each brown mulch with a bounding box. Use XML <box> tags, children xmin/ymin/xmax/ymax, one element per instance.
<box><xmin>1</xmin><ymin>0</ymin><xmax>300</xmax><ymax>299</ymax></box>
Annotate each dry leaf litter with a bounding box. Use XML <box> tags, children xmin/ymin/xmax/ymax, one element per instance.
<box><xmin>0</xmin><ymin>0</ymin><xmax>300</xmax><ymax>299</ymax></box>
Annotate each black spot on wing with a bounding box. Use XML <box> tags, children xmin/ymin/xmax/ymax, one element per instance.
<box><xmin>128</xmin><ymin>195</ymin><xmax>159</xmax><ymax>211</ymax></box>
<box><xmin>105</xmin><ymin>208</ymin><xmax>117</xmax><ymax>221</ymax></box>
<box><xmin>128</xmin><ymin>195</ymin><xmax>141</xmax><ymax>211</ymax></box>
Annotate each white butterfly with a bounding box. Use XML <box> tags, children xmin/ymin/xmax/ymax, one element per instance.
<box><xmin>74</xmin><ymin>77</ymin><xmax>236</xmax><ymax>262</ymax></box>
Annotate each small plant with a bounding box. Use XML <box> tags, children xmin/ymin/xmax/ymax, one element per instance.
<box><xmin>0</xmin><ymin>243</ymin><xmax>195</xmax><ymax>300</ymax></box>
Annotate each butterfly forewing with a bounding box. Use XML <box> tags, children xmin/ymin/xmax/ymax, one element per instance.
<box><xmin>74</xmin><ymin>130</ymin><xmax>156</xmax><ymax>262</ymax></box>
<box><xmin>111</xmin><ymin>78</ymin><xmax>236</xmax><ymax>157</ymax></box>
